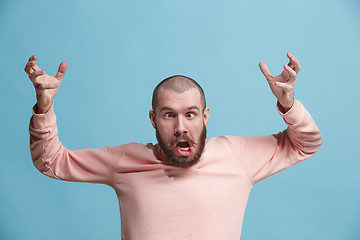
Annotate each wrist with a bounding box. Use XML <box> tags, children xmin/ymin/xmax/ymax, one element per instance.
<box><xmin>35</xmin><ymin>101</ymin><xmax>53</xmax><ymax>114</ymax></box>
<box><xmin>278</xmin><ymin>98</ymin><xmax>294</xmax><ymax>113</ymax></box>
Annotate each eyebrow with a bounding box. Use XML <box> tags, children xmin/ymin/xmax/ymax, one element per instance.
<box><xmin>159</xmin><ymin>106</ymin><xmax>200</xmax><ymax>112</ymax></box>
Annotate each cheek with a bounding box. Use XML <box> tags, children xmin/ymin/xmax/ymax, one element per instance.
<box><xmin>190</xmin><ymin>122</ymin><xmax>204</xmax><ymax>137</ymax></box>
<box><xmin>157</xmin><ymin>122</ymin><xmax>173</xmax><ymax>136</ymax></box>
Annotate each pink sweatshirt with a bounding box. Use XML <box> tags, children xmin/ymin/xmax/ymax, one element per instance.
<box><xmin>29</xmin><ymin>100</ymin><xmax>322</xmax><ymax>240</ymax></box>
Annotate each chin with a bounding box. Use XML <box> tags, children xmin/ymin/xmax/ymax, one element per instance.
<box><xmin>156</xmin><ymin>126</ymin><xmax>207</xmax><ymax>168</ymax></box>
<box><xmin>170</xmin><ymin>154</ymin><xmax>201</xmax><ymax>168</ymax></box>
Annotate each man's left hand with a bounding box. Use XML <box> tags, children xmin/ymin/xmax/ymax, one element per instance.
<box><xmin>259</xmin><ymin>52</ymin><xmax>301</xmax><ymax>112</ymax></box>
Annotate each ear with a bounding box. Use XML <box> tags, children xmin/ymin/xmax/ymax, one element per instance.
<box><xmin>203</xmin><ymin>107</ymin><xmax>210</xmax><ymax>127</ymax></box>
<box><xmin>149</xmin><ymin>110</ymin><xmax>157</xmax><ymax>129</ymax></box>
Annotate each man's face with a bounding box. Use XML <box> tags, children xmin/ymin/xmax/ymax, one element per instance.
<box><xmin>149</xmin><ymin>88</ymin><xmax>210</xmax><ymax>168</ymax></box>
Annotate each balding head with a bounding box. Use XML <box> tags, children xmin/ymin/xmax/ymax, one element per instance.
<box><xmin>152</xmin><ymin>75</ymin><xmax>206</xmax><ymax>112</ymax></box>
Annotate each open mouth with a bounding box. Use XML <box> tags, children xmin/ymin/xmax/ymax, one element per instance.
<box><xmin>178</xmin><ymin>141</ymin><xmax>190</xmax><ymax>149</ymax></box>
<box><xmin>175</xmin><ymin>141</ymin><xmax>193</xmax><ymax>156</ymax></box>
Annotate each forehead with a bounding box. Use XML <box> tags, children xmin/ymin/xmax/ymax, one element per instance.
<box><xmin>156</xmin><ymin>88</ymin><xmax>202</xmax><ymax>111</ymax></box>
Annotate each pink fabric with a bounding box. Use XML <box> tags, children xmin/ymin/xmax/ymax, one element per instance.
<box><xmin>29</xmin><ymin>100</ymin><xmax>322</xmax><ymax>240</ymax></box>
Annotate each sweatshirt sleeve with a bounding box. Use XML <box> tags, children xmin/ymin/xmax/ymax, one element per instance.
<box><xmin>29</xmin><ymin>104</ymin><xmax>124</xmax><ymax>185</ymax></box>
<box><xmin>227</xmin><ymin>100</ymin><xmax>322</xmax><ymax>185</ymax></box>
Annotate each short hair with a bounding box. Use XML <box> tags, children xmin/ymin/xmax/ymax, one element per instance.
<box><xmin>152</xmin><ymin>75</ymin><xmax>206</xmax><ymax>112</ymax></box>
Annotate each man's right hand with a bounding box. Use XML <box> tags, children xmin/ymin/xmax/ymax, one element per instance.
<box><xmin>25</xmin><ymin>55</ymin><xmax>67</xmax><ymax>113</ymax></box>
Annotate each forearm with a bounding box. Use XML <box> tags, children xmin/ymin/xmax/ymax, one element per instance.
<box><xmin>277</xmin><ymin>100</ymin><xmax>322</xmax><ymax>158</ymax></box>
<box><xmin>235</xmin><ymin>100</ymin><xmax>322</xmax><ymax>184</ymax></box>
<box><xmin>29</xmin><ymin>104</ymin><xmax>117</xmax><ymax>184</ymax></box>
<box><xmin>29</xmin><ymin>103</ymin><xmax>64</xmax><ymax>178</ymax></box>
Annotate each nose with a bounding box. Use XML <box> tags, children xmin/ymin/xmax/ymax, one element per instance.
<box><xmin>174</xmin><ymin>116</ymin><xmax>187</xmax><ymax>136</ymax></box>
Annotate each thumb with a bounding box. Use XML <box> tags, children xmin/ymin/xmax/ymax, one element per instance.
<box><xmin>259</xmin><ymin>61</ymin><xmax>272</xmax><ymax>80</ymax></box>
<box><xmin>55</xmin><ymin>62</ymin><xmax>67</xmax><ymax>79</ymax></box>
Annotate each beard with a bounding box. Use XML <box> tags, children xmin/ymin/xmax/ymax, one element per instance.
<box><xmin>156</xmin><ymin>125</ymin><xmax>207</xmax><ymax>168</ymax></box>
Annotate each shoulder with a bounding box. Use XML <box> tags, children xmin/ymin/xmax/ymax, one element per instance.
<box><xmin>118</xmin><ymin>142</ymin><xmax>160</xmax><ymax>161</ymax></box>
<box><xmin>205</xmin><ymin>136</ymin><xmax>247</xmax><ymax>153</ymax></box>
<box><xmin>118</xmin><ymin>142</ymin><xmax>154</xmax><ymax>154</ymax></box>
<box><xmin>96</xmin><ymin>142</ymin><xmax>152</xmax><ymax>157</ymax></box>
<box><xmin>109</xmin><ymin>142</ymin><xmax>161</xmax><ymax>173</ymax></box>
<box><xmin>206</xmin><ymin>135</ymin><xmax>276</xmax><ymax>153</ymax></box>
<box><xmin>207</xmin><ymin>135</ymin><xmax>247</xmax><ymax>145</ymax></box>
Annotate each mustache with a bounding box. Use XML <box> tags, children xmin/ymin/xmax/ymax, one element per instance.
<box><xmin>171</xmin><ymin>133</ymin><xmax>195</xmax><ymax>146</ymax></box>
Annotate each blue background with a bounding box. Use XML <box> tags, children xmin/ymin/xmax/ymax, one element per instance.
<box><xmin>1</xmin><ymin>0</ymin><xmax>359</xmax><ymax>239</ymax></box>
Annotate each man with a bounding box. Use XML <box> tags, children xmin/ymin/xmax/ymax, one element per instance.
<box><xmin>25</xmin><ymin>53</ymin><xmax>322</xmax><ymax>239</ymax></box>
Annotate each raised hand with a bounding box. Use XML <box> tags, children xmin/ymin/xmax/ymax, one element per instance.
<box><xmin>25</xmin><ymin>55</ymin><xmax>67</xmax><ymax>113</ymax></box>
<box><xmin>259</xmin><ymin>52</ymin><xmax>301</xmax><ymax>112</ymax></box>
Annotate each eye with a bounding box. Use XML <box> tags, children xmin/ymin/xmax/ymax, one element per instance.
<box><xmin>186</xmin><ymin>112</ymin><xmax>196</xmax><ymax>119</ymax></box>
<box><xmin>164</xmin><ymin>112</ymin><xmax>176</xmax><ymax>119</ymax></box>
